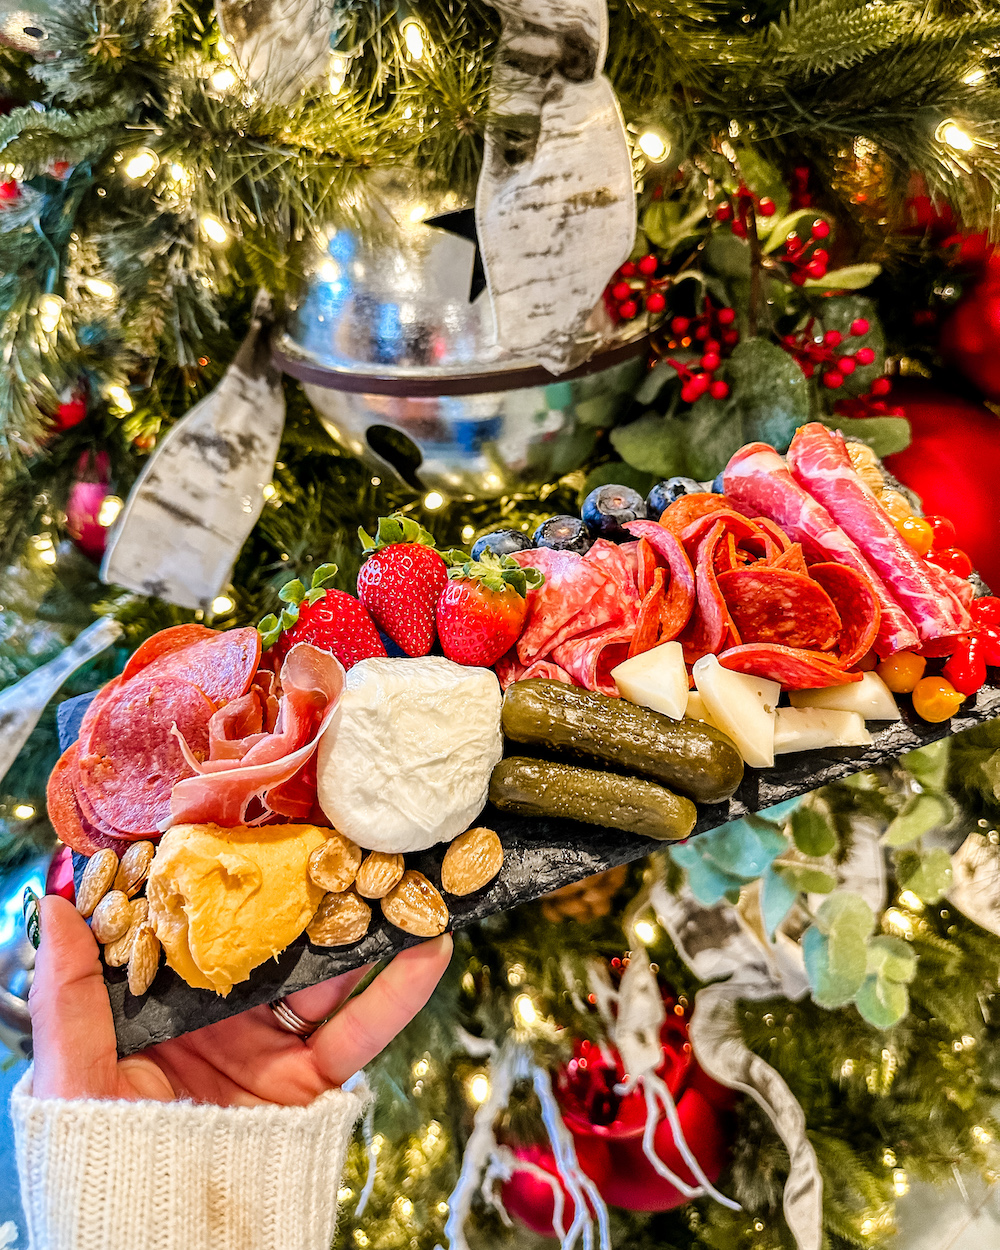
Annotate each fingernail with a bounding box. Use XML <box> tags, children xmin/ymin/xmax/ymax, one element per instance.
<box><xmin>23</xmin><ymin>888</ymin><xmax>40</xmax><ymax>950</ymax></box>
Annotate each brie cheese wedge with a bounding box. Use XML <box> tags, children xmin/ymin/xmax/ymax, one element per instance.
<box><xmin>316</xmin><ymin>656</ymin><xmax>503</xmax><ymax>852</ymax></box>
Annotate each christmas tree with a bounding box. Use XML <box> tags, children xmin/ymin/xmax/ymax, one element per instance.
<box><xmin>3</xmin><ymin>0</ymin><xmax>1000</xmax><ymax>1245</ymax></box>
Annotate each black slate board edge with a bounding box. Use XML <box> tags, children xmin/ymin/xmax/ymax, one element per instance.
<box><xmin>61</xmin><ymin>681</ymin><xmax>1000</xmax><ymax>1058</ymax></box>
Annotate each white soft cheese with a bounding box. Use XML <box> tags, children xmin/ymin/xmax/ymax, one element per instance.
<box><xmin>692</xmin><ymin>653</ymin><xmax>780</xmax><ymax>769</ymax></box>
<box><xmin>789</xmin><ymin>671</ymin><xmax>901</xmax><ymax>720</ymax></box>
<box><xmin>774</xmin><ymin>706</ymin><xmax>872</xmax><ymax>753</ymax></box>
<box><xmin>316</xmin><ymin>656</ymin><xmax>503</xmax><ymax>852</ymax></box>
<box><xmin>612</xmin><ymin>641</ymin><xmax>688</xmax><ymax>720</ymax></box>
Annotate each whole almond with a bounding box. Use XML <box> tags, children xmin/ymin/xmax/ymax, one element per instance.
<box><xmin>381</xmin><ymin>871</ymin><xmax>449</xmax><ymax>938</ymax></box>
<box><xmin>104</xmin><ymin>899</ymin><xmax>148</xmax><ymax>968</ymax></box>
<box><xmin>308</xmin><ymin>833</ymin><xmax>363</xmax><ymax>894</ymax></box>
<box><xmin>76</xmin><ymin>848</ymin><xmax>119</xmax><ymax>918</ymax></box>
<box><xmin>356</xmin><ymin>851</ymin><xmax>405</xmax><ymax>900</ymax></box>
<box><xmin>307</xmin><ymin>890</ymin><xmax>371</xmax><ymax>946</ymax></box>
<box><xmin>127</xmin><ymin>924</ymin><xmax>161</xmax><ymax>996</ymax></box>
<box><xmin>440</xmin><ymin>827</ymin><xmax>503</xmax><ymax>896</ymax></box>
<box><xmin>113</xmin><ymin>841</ymin><xmax>155</xmax><ymax>898</ymax></box>
<box><xmin>90</xmin><ymin>890</ymin><xmax>132</xmax><ymax>944</ymax></box>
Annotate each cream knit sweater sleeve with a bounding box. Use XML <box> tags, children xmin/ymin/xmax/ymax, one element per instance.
<box><xmin>10</xmin><ymin>1069</ymin><xmax>370</xmax><ymax>1250</ymax></box>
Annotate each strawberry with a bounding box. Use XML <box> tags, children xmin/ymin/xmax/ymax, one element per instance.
<box><xmin>357</xmin><ymin>514</ymin><xmax>449</xmax><ymax>656</ymax></box>
<box><xmin>436</xmin><ymin>552</ymin><xmax>544</xmax><ymax>667</ymax></box>
<box><xmin>259</xmin><ymin>564</ymin><xmax>386</xmax><ymax>670</ymax></box>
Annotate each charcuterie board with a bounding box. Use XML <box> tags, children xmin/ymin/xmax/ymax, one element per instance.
<box><xmin>62</xmin><ymin>679</ymin><xmax>1000</xmax><ymax>1056</ymax></box>
<box><xmin>47</xmin><ymin>423</ymin><xmax>1000</xmax><ymax>1055</ymax></box>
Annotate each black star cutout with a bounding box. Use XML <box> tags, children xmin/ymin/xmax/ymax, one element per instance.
<box><xmin>424</xmin><ymin>207</ymin><xmax>488</xmax><ymax>303</ymax></box>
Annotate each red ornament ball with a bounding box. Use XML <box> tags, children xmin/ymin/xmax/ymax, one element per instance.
<box><xmin>501</xmin><ymin>1140</ymin><xmax>610</xmax><ymax>1237</ymax></box>
<box><xmin>45</xmin><ymin>845</ymin><xmax>75</xmax><ymax>903</ymax></box>
<box><xmin>54</xmin><ymin>396</ymin><xmax>87</xmax><ymax>432</ymax></box>
<box><xmin>939</xmin><ymin>267</ymin><xmax>1000</xmax><ymax>401</ymax></box>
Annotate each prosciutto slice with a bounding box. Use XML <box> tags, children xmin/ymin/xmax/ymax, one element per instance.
<box><xmin>786</xmin><ymin>424</ymin><xmax>970</xmax><ymax>644</ymax></box>
<box><xmin>723</xmin><ymin>442</ymin><xmax>920</xmax><ymax>657</ymax></box>
<box><xmin>169</xmin><ymin>644</ymin><xmax>345</xmax><ymax>827</ymax></box>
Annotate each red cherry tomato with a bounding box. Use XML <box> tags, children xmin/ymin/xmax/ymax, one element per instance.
<box><xmin>972</xmin><ymin>596</ymin><xmax>1000</xmax><ymax>627</ymax></box>
<box><xmin>925</xmin><ymin>514</ymin><xmax>957</xmax><ymax>550</ymax></box>
<box><xmin>943</xmin><ymin>633</ymin><xmax>988</xmax><ymax>696</ymax></box>
<box><xmin>979</xmin><ymin>623</ymin><xmax>1000</xmax><ymax>668</ymax></box>
<box><xmin>932</xmin><ymin>547</ymin><xmax>974</xmax><ymax>578</ymax></box>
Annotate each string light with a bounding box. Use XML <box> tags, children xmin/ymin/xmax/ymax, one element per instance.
<box><xmin>328</xmin><ymin>52</ymin><xmax>349</xmax><ymax>93</ymax></box>
<box><xmin>211</xmin><ymin>594</ymin><xmax>235</xmax><ymax>614</ymax></box>
<box><xmin>461</xmin><ymin>524</ymin><xmax>475</xmax><ymax>543</ymax></box>
<box><xmin>423</xmin><ymin>491</ymin><xmax>445</xmax><ymax>510</ymax></box>
<box><xmin>437</xmin><ymin>1202</ymin><xmax>449</xmax><ymax>1215</ymax></box>
<box><xmin>201</xmin><ymin>214</ymin><xmax>231</xmax><ymax>244</ymax></box>
<box><xmin>964</xmin><ymin>67</ymin><xmax>987</xmax><ymax>84</ymax></box>
<box><xmin>469</xmin><ymin>1073</ymin><xmax>490</xmax><ymax>1103</ymax></box>
<box><xmin>216</xmin><ymin>35</ymin><xmax>230</xmax><ymax>56</ymax></box>
<box><xmin>413</xmin><ymin>1058</ymin><xmax>429</xmax><ymax>1078</ymax></box>
<box><xmin>211</xmin><ymin>67</ymin><xmax>238</xmax><ymax>92</ymax></box>
<box><xmin>262</xmin><ymin>483</ymin><xmax>276</xmax><ymax>499</ymax></box>
<box><xmin>394</xmin><ymin>1197</ymin><xmax>413</xmax><ymax>1219</ymax></box>
<box><xmin>638</xmin><ymin>129</ymin><xmax>669</xmax><ymax>162</ymax></box>
<box><xmin>972</xmin><ymin>1125</ymin><xmax>993</xmax><ymax>1145</ymax></box>
<box><xmin>37</xmin><ymin>294</ymin><xmax>63</xmax><ymax>333</ymax></box>
<box><xmin>31</xmin><ymin>534</ymin><xmax>56</xmax><ymax>565</ymax></box>
<box><xmin>898</xmin><ymin>890</ymin><xmax>924</xmax><ymax>911</ymax></box>
<box><xmin>12</xmin><ymin>804</ymin><xmax>34</xmax><ymax>820</ymax></box>
<box><xmin>124</xmin><ymin>150</ymin><xmax>157</xmax><ymax>180</ymax></box>
<box><xmin>84</xmin><ymin>277</ymin><xmax>116</xmax><ymax>299</ymax></box>
<box><xmin>938</xmin><ymin>121</ymin><xmax>975</xmax><ymax>152</ymax></box>
<box><xmin>892</xmin><ymin>1168</ymin><xmax>909</xmax><ymax>1195</ymax></box>
<box><xmin>514</xmin><ymin>993</ymin><xmax>537</xmax><ymax>1026</ymax></box>
<box><xmin>97</xmin><ymin>496</ymin><xmax>123</xmax><ymax>527</ymax></box>
<box><xmin>408</xmin><ymin>203</ymin><xmax>428</xmax><ymax>223</ymax></box>
<box><xmin>634</xmin><ymin>920</ymin><xmax>657</xmax><ymax>944</ymax></box>
<box><xmin>401</xmin><ymin>17</ymin><xmax>425</xmax><ymax>59</ymax></box>
<box><xmin>107</xmin><ymin>384</ymin><xmax>134</xmax><ymax>413</ymax></box>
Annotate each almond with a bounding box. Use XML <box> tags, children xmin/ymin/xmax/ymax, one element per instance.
<box><xmin>104</xmin><ymin>899</ymin><xmax>148</xmax><ymax>968</ymax></box>
<box><xmin>381</xmin><ymin>871</ymin><xmax>449</xmax><ymax>938</ymax></box>
<box><xmin>308</xmin><ymin>833</ymin><xmax>363</xmax><ymax>894</ymax></box>
<box><xmin>306</xmin><ymin>890</ymin><xmax>371</xmax><ymax>946</ymax></box>
<box><xmin>355</xmin><ymin>851</ymin><xmax>405</xmax><ymax>900</ymax></box>
<box><xmin>90</xmin><ymin>890</ymin><xmax>132</xmax><ymax>944</ymax></box>
<box><xmin>127</xmin><ymin>923</ymin><xmax>161</xmax><ymax>996</ymax></box>
<box><xmin>76</xmin><ymin>848</ymin><xmax>119</xmax><ymax>918</ymax></box>
<box><xmin>113</xmin><ymin>841</ymin><xmax>155</xmax><ymax>898</ymax></box>
<box><xmin>440</xmin><ymin>827</ymin><xmax>503</xmax><ymax>896</ymax></box>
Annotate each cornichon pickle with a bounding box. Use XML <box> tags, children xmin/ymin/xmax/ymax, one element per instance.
<box><xmin>501</xmin><ymin>679</ymin><xmax>743</xmax><ymax>804</ymax></box>
<box><xmin>489</xmin><ymin>757</ymin><xmax>696</xmax><ymax>841</ymax></box>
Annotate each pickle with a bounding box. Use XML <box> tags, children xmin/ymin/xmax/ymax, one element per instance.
<box><xmin>502</xmin><ymin>679</ymin><xmax>743</xmax><ymax>804</ymax></box>
<box><xmin>489</xmin><ymin>757</ymin><xmax>697</xmax><ymax>842</ymax></box>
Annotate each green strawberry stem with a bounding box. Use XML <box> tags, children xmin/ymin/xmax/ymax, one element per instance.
<box><xmin>446</xmin><ymin>550</ymin><xmax>544</xmax><ymax>598</ymax></box>
<box><xmin>359</xmin><ymin>513</ymin><xmax>438</xmax><ymax>553</ymax></box>
<box><xmin>258</xmin><ymin>562</ymin><xmax>340</xmax><ymax>647</ymax></box>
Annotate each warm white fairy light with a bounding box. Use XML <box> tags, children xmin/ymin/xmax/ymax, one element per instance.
<box><xmin>437</xmin><ymin>1202</ymin><xmax>449</xmax><ymax>1215</ymax></box>
<box><xmin>469</xmin><ymin>1073</ymin><xmax>490</xmax><ymax>1104</ymax></box>
<box><xmin>318</xmin><ymin>258</ymin><xmax>341</xmax><ymax>282</ymax></box>
<box><xmin>394</xmin><ymin>1197</ymin><xmax>413</xmax><ymax>1219</ymax></box>
<box><xmin>408</xmin><ymin>203</ymin><xmax>428</xmax><ymax>223</ymax></box>
<box><xmin>898</xmin><ymin>889</ymin><xmax>924</xmax><ymax>911</ymax></box>
<box><xmin>964</xmin><ymin>67</ymin><xmax>987</xmax><ymax>84</ymax></box>
<box><xmin>972</xmin><ymin>1125</ymin><xmax>993</xmax><ymax>1145</ymax></box>
<box><xmin>262</xmin><ymin>483</ymin><xmax>276</xmax><ymax>500</ymax></box>
<box><xmin>31</xmin><ymin>534</ymin><xmax>56</xmax><ymax>565</ymax></box>
<box><xmin>328</xmin><ymin>52</ymin><xmax>349</xmax><ymax>93</ymax></box>
<box><xmin>124</xmin><ymin>150</ymin><xmax>157</xmax><ymax>179</ymax></box>
<box><xmin>461</xmin><ymin>524</ymin><xmax>475</xmax><ymax>543</ymax></box>
<box><xmin>413</xmin><ymin>1058</ymin><xmax>429</xmax><ymax>1078</ymax></box>
<box><xmin>97</xmin><ymin>495</ymin><xmax>123</xmax><ymax>527</ymax></box>
<box><xmin>12</xmin><ymin>804</ymin><xmax>34</xmax><ymax>820</ymax></box>
<box><xmin>37</xmin><ymin>294</ymin><xmax>63</xmax><ymax>333</ymax></box>
<box><xmin>423</xmin><ymin>491</ymin><xmax>445</xmax><ymax>510</ymax></box>
<box><xmin>634</xmin><ymin>920</ymin><xmax>657</xmax><ymax>944</ymax></box>
<box><xmin>892</xmin><ymin>1168</ymin><xmax>909</xmax><ymax>1196</ymax></box>
<box><xmin>211</xmin><ymin>66</ymin><xmax>238</xmax><ymax>92</ymax></box>
<box><xmin>638</xmin><ymin>129</ymin><xmax>669</xmax><ymax>162</ymax></box>
<box><xmin>514</xmin><ymin>993</ymin><xmax>537</xmax><ymax>1026</ymax></box>
<box><xmin>211</xmin><ymin>594</ymin><xmax>235</xmax><ymax>614</ymax></box>
<box><xmin>401</xmin><ymin>17</ymin><xmax>425</xmax><ymax>59</ymax></box>
<box><xmin>201</xmin><ymin>214</ymin><xmax>231</xmax><ymax>244</ymax></box>
<box><xmin>939</xmin><ymin>121</ymin><xmax>975</xmax><ymax>152</ymax></box>
<box><xmin>84</xmin><ymin>277</ymin><xmax>116</xmax><ymax>299</ymax></box>
<box><xmin>107</xmin><ymin>384</ymin><xmax>133</xmax><ymax>413</ymax></box>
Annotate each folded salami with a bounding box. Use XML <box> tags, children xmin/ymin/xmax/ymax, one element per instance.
<box><xmin>719</xmin><ymin>643</ymin><xmax>863</xmax><ymax>690</ymax></box>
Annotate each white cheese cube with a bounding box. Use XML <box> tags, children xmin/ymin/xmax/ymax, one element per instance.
<box><xmin>685</xmin><ymin>690</ymin><xmax>719</xmax><ymax>730</ymax></box>
<box><xmin>774</xmin><ymin>707</ymin><xmax>873</xmax><ymax>754</ymax></box>
<box><xmin>612</xmin><ymin>641</ymin><xmax>688</xmax><ymax>720</ymax></box>
<box><xmin>788</xmin><ymin>671</ymin><xmax>901</xmax><ymax>720</ymax></box>
<box><xmin>692</xmin><ymin>654</ymin><xmax>780</xmax><ymax>769</ymax></box>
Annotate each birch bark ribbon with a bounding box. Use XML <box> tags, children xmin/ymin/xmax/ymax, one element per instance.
<box><xmin>101</xmin><ymin>295</ymin><xmax>285</xmax><ymax>611</ymax></box>
<box><xmin>476</xmin><ymin>0</ymin><xmax>635</xmax><ymax>374</ymax></box>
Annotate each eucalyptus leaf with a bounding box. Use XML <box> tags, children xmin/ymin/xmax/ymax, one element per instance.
<box><xmin>815</xmin><ymin>891</ymin><xmax>876</xmax><ymax>940</ymax></box>
<box><xmin>610</xmin><ymin>413</ymin><xmax>686</xmax><ymax>478</ymax></box>
<box><xmin>883</xmin><ymin>793</ymin><xmax>952</xmax><ymax>847</ymax></box>
<box><xmin>727</xmin><ymin>338</ymin><xmax>811</xmax><ymax>451</ymax></box>
<box><xmin>761</xmin><ymin>865</ymin><xmax>798</xmax><ymax>938</ymax></box>
<box><xmin>634</xmin><ymin>361</ymin><xmax>676</xmax><ymax>406</ymax></box>
<box><xmin>684</xmin><ymin>396</ymin><xmax>745</xmax><ymax>480</ymax></box>
<box><xmin>699</xmin><ymin>818</ymin><xmax>789</xmax><ymax>880</ymax></box>
<box><xmin>776</xmin><ymin>864</ymin><xmax>837</xmax><ymax>894</ymax></box>
<box><xmin>791</xmin><ymin>805</ymin><xmax>836</xmax><ymax>857</ymax></box>
<box><xmin>803</xmin><ymin>926</ymin><xmax>866</xmax><ymax>1008</ymax></box>
<box><xmin>897</xmin><ymin>846</ymin><xmax>953</xmax><ymax>903</ymax></box>
<box><xmin>762</xmin><ymin>208</ymin><xmax>828</xmax><ymax>254</ymax></box>
<box><xmin>856</xmin><ymin>974</ymin><xmax>908</xmax><ymax>1029</ymax></box>
<box><xmin>904</xmin><ymin>739</ymin><xmax>951</xmax><ymax>793</ymax></box>
<box><xmin>669</xmin><ymin>843</ymin><xmax>746</xmax><ymax>906</ymax></box>
<box><xmin>733</xmin><ymin>146</ymin><xmax>790</xmax><ymax>215</ymax></box>
<box><xmin>547</xmin><ymin>424</ymin><xmax>598</xmax><ymax>476</ymax></box>
<box><xmin>826</xmin><ymin>417</ymin><xmax>911</xmax><ymax>458</ymax></box>
<box><xmin>804</xmin><ymin>263</ymin><xmax>881</xmax><ymax>290</ymax></box>
<box><xmin>575</xmin><ymin>394</ymin><xmax>624</xmax><ymax>428</ymax></box>
<box><xmin>705</xmin><ymin>231</ymin><xmax>751</xmax><ymax>279</ymax></box>
<box><xmin>866</xmin><ymin>935</ymin><xmax>918</xmax><ymax>984</ymax></box>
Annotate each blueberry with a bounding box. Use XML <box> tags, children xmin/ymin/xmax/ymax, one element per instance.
<box><xmin>532</xmin><ymin>514</ymin><xmax>592</xmax><ymax>554</ymax></box>
<box><xmin>711</xmin><ymin>470</ymin><xmax>726</xmax><ymax>494</ymax></box>
<box><xmin>471</xmin><ymin>529</ymin><xmax>532</xmax><ymax>561</ymax></box>
<box><xmin>645</xmin><ymin>477</ymin><xmax>704</xmax><ymax>520</ymax></box>
<box><xmin>581</xmin><ymin>483</ymin><xmax>647</xmax><ymax>542</ymax></box>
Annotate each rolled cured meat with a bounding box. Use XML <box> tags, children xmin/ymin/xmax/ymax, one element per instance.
<box><xmin>786</xmin><ymin>424</ymin><xmax>970</xmax><ymax>644</ymax></box>
<box><xmin>723</xmin><ymin>441</ymin><xmax>920</xmax><ymax>657</ymax></box>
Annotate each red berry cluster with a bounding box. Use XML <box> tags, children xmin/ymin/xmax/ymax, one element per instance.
<box><xmin>781</xmin><ymin>316</ymin><xmax>874</xmax><ymax>389</ymax></box>
<box><xmin>942</xmin><ymin>596</ymin><xmax>1000</xmax><ymax>696</ymax></box>
<box><xmin>0</xmin><ymin>179</ymin><xmax>19</xmax><ymax>204</ymax></box>
<box><xmin>603</xmin><ymin>253</ymin><xmax>665</xmax><ymax>323</ymax></box>
<box><xmin>663</xmin><ymin>299</ymin><xmax>739</xmax><ymax>403</ymax></box>
<box><xmin>714</xmin><ymin>184</ymin><xmax>776</xmax><ymax>238</ymax></box>
<box><xmin>834</xmin><ymin>375</ymin><xmax>904</xmax><ymax>420</ymax></box>
<box><xmin>781</xmin><ymin>219</ymin><xmax>832</xmax><ymax>285</ymax></box>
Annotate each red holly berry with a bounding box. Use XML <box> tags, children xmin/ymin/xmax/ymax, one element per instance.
<box><xmin>801</xmin><ymin>361</ymin><xmax>815</xmax><ymax>378</ymax></box>
<box><xmin>850</xmin><ymin>317</ymin><xmax>870</xmax><ymax>336</ymax></box>
<box><xmin>709</xmin><ymin>380</ymin><xmax>730</xmax><ymax>400</ymax></box>
<box><xmin>356</xmin><ymin>514</ymin><xmax>449</xmax><ymax>656</ymax></box>
<box><xmin>838</xmin><ymin>356</ymin><xmax>856</xmax><ymax>375</ymax></box>
<box><xmin>932</xmin><ymin>547</ymin><xmax>974</xmax><ymax>578</ymax></box>
<box><xmin>646</xmin><ymin>292</ymin><xmax>666</xmax><ymax>314</ymax></box>
<box><xmin>694</xmin><ymin>324</ymin><xmax>710</xmax><ymax>341</ymax></box>
<box><xmin>436</xmin><ymin>553</ymin><xmax>542</xmax><ymax>667</ymax></box>
<box><xmin>620</xmin><ymin>261</ymin><xmax>637</xmax><ymax>278</ymax></box>
<box><xmin>638</xmin><ymin>254</ymin><xmax>658</xmax><ymax>275</ymax></box>
<box><xmin>0</xmin><ymin>179</ymin><xmax>18</xmax><ymax>202</ymax></box>
<box><xmin>855</xmin><ymin>347</ymin><xmax>876</xmax><ymax>366</ymax></box>
<box><xmin>870</xmin><ymin>376</ymin><xmax>891</xmax><ymax>396</ymax></box>
<box><xmin>823</xmin><ymin>370</ymin><xmax>844</xmax><ymax>389</ymax></box>
<box><xmin>811</xmin><ymin>219</ymin><xmax>831</xmax><ymax>239</ymax></box>
<box><xmin>704</xmin><ymin>339</ymin><xmax>721</xmax><ymax>354</ymax></box>
<box><xmin>812</xmin><ymin>249</ymin><xmax>830</xmax><ymax>267</ymax></box>
<box><xmin>612</xmin><ymin>281</ymin><xmax>632</xmax><ymax>302</ymax></box>
<box><xmin>790</xmin><ymin>271</ymin><xmax>808</xmax><ymax>286</ymax></box>
<box><xmin>717</xmin><ymin>308</ymin><xmax>736</xmax><ymax>326</ymax></box>
<box><xmin>823</xmin><ymin>329</ymin><xmax>843</xmax><ymax>347</ymax></box>
<box><xmin>785</xmin><ymin>234</ymin><xmax>803</xmax><ymax>256</ymax></box>
<box><xmin>263</xmin><ymin>565</ymin><xmax>387</xmax><ymax>669</ymax></box>
<box><xmin>670</xmin><ymin>316</ymin><xmax>690</xmax><ymax>335</ymax></box>
<box><xmin>758</xmin><ymin>197</ymin><xmax>776</xmax><ymax>217</ymax></box>
<box><xmin>731</xmin><ymin>220</ymin><xmax>747</xmax><ymax>239</ymax></box>
<box><xmin>55</xmin><ymin>396</ymin><xmax>88</xmax><ymax>431</ymax></box>
<box><xmin>943</xmin><ymin>633</ymin><xmax>988</xmax><ymax>696</ymax></box>
<box><xmin>701</xmin><ymin>352</ymin><xmax>721</xmax><ymax>371</ymax></box>
<box><xmin>806</xmin><ymin>259</ymin><xmax>827</xmax><ymax>278</ymax></box>
<box><xmin>680</xmin><ymin>383</ymin><xmax>698</xmax><ymax>404</ymax></box>
<box><xmin>722</xmin><ymin>328</ymin><xmax>740</xmax><ymax>346</ymax></box>
<box><xmin>618</xmin><ymin>299</ymin><xmax>638</xmax><ymax>320</ymax></box>
<box><xmin>715</xmin><ymin>203</ymin><xmax>733</xmax><ymax>222</ymax></box>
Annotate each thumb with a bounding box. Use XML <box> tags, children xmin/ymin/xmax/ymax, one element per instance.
<box><xmin>29</xmin><ymin>894</ymin><xmax>120</xmax><ymax>1099</ymax></box>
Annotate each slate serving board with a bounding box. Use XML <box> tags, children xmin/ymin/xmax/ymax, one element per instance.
<box><xmin>59</xmin><ymin>680</ymin><xmax>1000</xmax><ymax>1058</ymax></box>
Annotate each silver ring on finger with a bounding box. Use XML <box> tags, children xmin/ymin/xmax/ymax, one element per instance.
<box><xmin>269</xmin><ymin>997</ymin><xmax>322</xmax><ymax>1038</ymax></box>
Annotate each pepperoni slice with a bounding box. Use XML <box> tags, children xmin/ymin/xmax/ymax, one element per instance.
<box><xmin>808</xmin><ymin>563</ymin><xmax>881</xmax><ymax>669</ymax></box>
<box><xmin>677</xmin><ymin>521</ymin><xmax>740</xmax><ymax>664</ymax></box>
<box><xmin>629</xmin><ymin>568</ymin><xmax>667</xmax><ymax>658</ymax></box>
<box><xmin>78</xmin><ymin>675</ymin><xmax>215</xmax><ymax>834</ymax></box>
<box><xmin>121</xmin><ymin>624</ymin><xmax>218</xmax><ymax>683</ymax></box>
<box><xmin>771</xmin><ymin>543</ymin><xmax>808</xmax><ymax>575</ymax></box>
<box><xmin>624</xmin><ymin>521</ymin><xmax>696</xmax><ymax>640</ymax></box>
<box><xmin>660</xmin><ymin>494</ymin><xmax>738</xmax><ymax>536</ymax></box>
<box><xmin>717</xmin><ymin>567</ymin><xmax>843</xmax><ymax>651</ymax></box>
<box><xmin>719</xmin><ymin>643</ymin><xmax>863</xmax><ymax>690</ymax></box>
<box><xmin>126</xmin><ymin>628</ymin><xmax>261</xmax><ymax>705</ymax></box>
<box><xmin>46</xmin><ymin>745</ymin><xmax>130</xmax><ymax>856</ymax></box>
<box><xmin>679</xmin><ymin>509</ymin><xmax>761</xmax><ymax>556</ymax></box>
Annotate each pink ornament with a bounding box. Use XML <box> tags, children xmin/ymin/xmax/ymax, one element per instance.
<box><xmin>45</xmin><ymin>844</ymin><xmax>75</xmax><ymax>902</ymax></box>
<box><xmin>66</xmin><ymin>452</ymin><xmax>112</xmax><ymax>562</ymax></box>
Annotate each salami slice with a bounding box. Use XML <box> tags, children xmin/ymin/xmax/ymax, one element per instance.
<box><xmin>551</xmin><ymin>625</ymin><xmax>633</xmax><ymax>697</ymax></box>
<box><xmin>128</xmin><ymin>627</ymin><xmax>261</xmax><ymax>705</ymax></box>
<box><xmin>629</xmin><ymin>568</ymin><xmax>667</xmax><ymax>658</ymax></box>
<box><xmin>46</xmin><ymin>745</ymin><xmax>129</xmax><ymax>856</ymax></box>
<box><xmin>807</xmin><ymin>563</ymin><xmax>881</xmax><ymax>669</ymax></box>
<box><xmin>717</xmin><ymin>567</ymin><xmax>843</xmax><ymax>651</ymax></box>
<box><xmin>79</xmin><ymin>675</ymin><xmax>215</xmax><ymax>834</ymax></box>
<box><xmin>677</xmin><ymin>521</ymin><xmax>739</xmax><ymax>664</ymax></box>
<box><xmin>719</xmin><ymin>643</ymin><xmax>863</xmax><ymax>690</ymax></box>
<box><xmin>660</xmin><ymin>493</ymin><xmax>751</xmax><ymax>535</ymax></box>
<box><xmin>623</xmin><ymin>521</ymin><xmax>696</xmax><ymax>639</ymax></box>
<box><xmin>771</xmin><ymin>543</ymin><xmax>808</xmax><ymax>575</ymax></box>
<box><xmin>121</xmin><ymin>624</ymin><xmax>218</xmax><ymax>683</ymax></box>
<box><xmin>680</xmin><ymin>509</ymin><xmax>761</xmax><ymax>555</ymax></box>
<box><xmin>520</xmin><ymin>659</ymin><xmax>573</xmax><ymax>684</ymax></box>
<box><xmin>510</xmin><ymin>549</ymin><xmax>618</xmax><ymax>665</ymax></box>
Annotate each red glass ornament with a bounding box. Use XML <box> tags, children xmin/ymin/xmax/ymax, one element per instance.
<box><xmin>0</xmin><ymin>179</ymin><xmax>18</xmax><ymax>202</ymax></box>
<box><xmin>501</xmin><ymin>1140</ymin><xmax>610</xmax><ymax>1237</ymax></box>
<box><xmin>55</xmin><ymin>396</ymin><xmax>87</xmax><ymax>431</ymax></box>
<box><xmin>66</xmin><ymin>451</ymin><xmax>112</xmax><ymax>563</ymax></box>
<box><xmin>939</xmin><ymin>269</ymin><xmax>1000</xmax><ymax>400</ymax></box>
